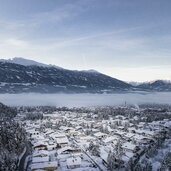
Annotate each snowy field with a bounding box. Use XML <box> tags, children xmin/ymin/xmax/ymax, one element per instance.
<box><xmin>0</xmin><ymin>92</ymin><xmax>171</xmax><ymax>107</ymax></box>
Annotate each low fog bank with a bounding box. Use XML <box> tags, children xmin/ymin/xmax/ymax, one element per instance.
<box><xmin>0</xmin><ymin>92</ymin><xmax>171</xmax><ymax>107</ymax></box>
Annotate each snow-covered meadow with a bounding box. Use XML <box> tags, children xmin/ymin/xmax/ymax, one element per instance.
<box><xmin>0</xmin><ymin>92</ymin><xmax>171</xmax><ymax>107</ymax></box>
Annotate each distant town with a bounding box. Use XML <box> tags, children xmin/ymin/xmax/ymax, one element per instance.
<box><xmin>12</xmin><ymin>104</ymin><xmax>171</xmax><ymax>171</ymax></box>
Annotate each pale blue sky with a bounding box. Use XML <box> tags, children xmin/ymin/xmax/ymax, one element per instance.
<box><xmin>0</xmin><ymin>0</ymin><xmax>171</xmax><ymax>81</ymax></box>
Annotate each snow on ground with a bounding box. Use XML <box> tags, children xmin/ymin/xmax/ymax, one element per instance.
<box><xmin>0</xmin><ymin>92</ymin><xmax>171</xmax><ymax>107</ymax></box>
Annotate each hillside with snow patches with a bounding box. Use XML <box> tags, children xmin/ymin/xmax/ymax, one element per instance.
<box><xmin>0</xmin><ymin>58</ymin><xmax>131</xmax><ymax>93</ymax></box>
<box><xmin>0</xmin><ymin>58</ymin><xmax>170</xmax><ymax>93</ymax></box>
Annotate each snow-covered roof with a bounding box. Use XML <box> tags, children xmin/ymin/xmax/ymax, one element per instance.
<box><xmin>67</xmin><ymin>157</ymin><xmax>81</xmax><ymax>167</ymax></box>
<box><xmin>164</xmin><ymin>121</ymin><xmax>171</xmax><ymax>128</ymax></box>
<box><xmin>133</xmin><ymin>134</ymin><xmax>148</xmax><ymax>140</ymax></box>
<box><xmin>33</xmin><ymin>141</ymin><xmax>48</xmax><ymax>148</ymax></box>
<box><xmin>31</xmin><ymin>135</ymin><xmax>46</xmax><ymax>141</ymax></box>
<box><xmin>50</xmin><ymin>132</ymin><xmax>66</xmax><ymax>139</ymax></box>
<box><xmin>114</xmin><ymin>130</ymin><xmax>126</xmax><ymax>136</ymax></box>
<box><xmin>122</xmin><ymin>142</ymin><xmax>136</xmax><ymax>151</ymax></box>
<box><xmin>123</xmin><ymin>151</ymin><xmax>134</xmax><ymax>160</ymax></box>
<box><xmin>56</xmin><ymin>137</ymin><xmax>69</xmax><ymax>144</ymax></box>
<box><xmin>32</xmin><ymin>156</ymin><xmax>49</xmax><ymax>163</ymax></box>
<box><xmin>80</xmin><ymin>136</ymin><xmax>95</xmax><ymax>140</ymax></box>
<box><xmin>44</xmin><ymin>129</ymin><xmax>54</xmax><ymax>135</ymax></box>
<box><xmin>103</xmin><ymin>136</ymin><xmax>118</xmax><ymax>143</ymax></box>
<box><xmin>75</xmin><ymin>126</ymin><xmax>83</xmax><ymax>130</ymax></box>
<box><xmin>100</xmin><ymin>147</ymin><xmax>108</xmax><ymax>163</ymax></box>
<box><xmin>33</xmin><ymin>150</ymin><xmax>49</xmax><ymax>157</ymax></box>
<box><xmin>94</xmin><ymin>132</ymin><xmax>106</xmax><ymax>137</ymax></box>
<box><xmin>57</xmin><ymin>146</ymin><xmax>72</xmax><ymax>155</ymax></box>
<box><xmin>124</xmin><ymin>132</ymin><xmax>135</xmax><ymax>138</ymax></box>
<box><xmin>31</xmin><ymin>161</ymin><xmax>58</xmax><ymax>170</ymax></box>
<box><xmin>59</xmin><ymin>126</ymin><xmax>74</xmax><ymax>131</ymax></box>
<box><xmin>136</xmin><ymin>129</ymin><xmax>155</xmax><ymax>136</ymax></box>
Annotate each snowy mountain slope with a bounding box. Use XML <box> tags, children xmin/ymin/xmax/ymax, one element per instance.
<box><xmin>0</xmin><ymin>58</ymin><xmax>170</xmax><ymax>93</ymax></box>
<box><xmin>0</xmin><ymin>61</ymin><xmax>131</xmax><ymax>93</ymax></box>
<box><xmin>0</xmin><ymin>57</ymin><xmax>63</xmax><ymax>69</ymax></box>
<box><xmin>137</xmin><ymin>80</ymin><xmax>171</xmax><ymax>91</ymax></box>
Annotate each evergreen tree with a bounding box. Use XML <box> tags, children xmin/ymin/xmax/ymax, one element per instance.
<box><xmin>107</xmin><ymin>150</ymin><xmax>117</xmax><ymax>171</ymax></box>
<box><xmin>160</xmin><ymin>152</ymin><xmax>171</xmax><ymax>171</ymax></box>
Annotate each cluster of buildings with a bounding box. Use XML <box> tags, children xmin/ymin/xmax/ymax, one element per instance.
<box><xmin>19</xmin><ymin>108</ymin><xmax>171</xmax><ymax>171</ymax></box>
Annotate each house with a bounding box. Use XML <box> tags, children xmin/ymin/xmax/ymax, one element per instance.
<box><xmin>123</xmin><ymin>132</ymin><xmax>135</xmax><ymax>141</ymax></box>
<box><xmin>27</xmin><ymin>129</ymin><xmax>39</xmax><ymax>139</ymax></box>
<box><xmin>79</xmin><ymin>135</ymin><xmax>95</xmax><ymax>142</ymax></box>
<box><xmin>31</xmin><ymin>161</ymin><xmax>58</xmax><ymax>171</ymax></box>
<box><xmin>56</xmin><ymin>137</ymin><xmax>69</xmax><ymax>148</ymax></box>
<box><xmin>47</xmin><ymin>144</ymin><xmax>57</xmax><ymax>151</ymax></box>
<box><xmin>67</xmin><ymin>157</ymin><xmax>81</xmax><ymax>169</ymax></box>
<box><xmin>75</xmin><ymin>126</ymin><xmax>83</xmax><ymax>131</ymax></box>
<box><xmin>50</xmin><ymin>132</ymin><xmax>66</xmax><ymax>140</ymax></box>
<box><xmin>57</xmin><ymin>146</ymin><xmax>82</xmax><ymax>157</ymax></box>
<box><xmin>44</xmin><ymin>129</ymin><xmax>54</xmax><ymax>136</ymax></box>
<box><xmin>33</xmin><ymin>150</ymin><xmax>49</xmax><ymax>158</ymax></box>
<box><xmin>136</xmin><ymin>129</ymin><xmax>155</xmax><ymax>137</ymax></box>
<box><xmin>94</xmin><ymin>132</ymin><xmax>107</xmax><ymax>139</ymax></box>
<box><xmin>133</xmin><ymin>134</ymin><xmax>154</xmax><ymax>145</ymax></box>
<box><xmin>122</xmin><ymin>142</ymin><xmax>140</xmax><ymax>153</ymax></box>
<box><xmin>32</xmin><ymin>156</ymin><xmax>49</xmax><ymax>163</ymax></box>
<box><xmin>33</xmin><ymin>141</ymin><xmax>48</xmax><ymax>150</ymax></box>
<box><xmin>68</xmin><ymin>129</ymin><xmax>79</xmax><ymax>136</ymax></box>
<box><xmin>113</xmin><ymin>130</ymin><xmax>126</xmax><ymax>137</ymax></box>
<box><xmin>60</xmin><ymin>126</ymin><xmax>74</xmax><ymax>133</ymax></box>
<box><xmin>103</xmin><ymin>136</ymin><xmax>119</xmax><ymax>145</ymax></box>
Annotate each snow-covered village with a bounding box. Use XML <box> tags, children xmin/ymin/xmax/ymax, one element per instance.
<box><xmin>11</xmin><ymin>104</ymin><xmax>170</xmax><ymax>171</ymax></box>
<box><xmin>1</xmin><ymin>1</ymin><xmax>171</xmax><ymax>171</ymax></box>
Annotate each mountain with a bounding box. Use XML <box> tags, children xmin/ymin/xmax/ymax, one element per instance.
<box><xmin>128</xmin><ymin>81</ymin><xmax>142</xmax><ymax>86</ymax></box>
<box><xmin>137</xmin><ymin>80</ymin><xmax>171</xmax><ymax>91</ymax></box>
<box><xmin>0</xmin><ymin>57</ymin><xmax>63</xmax><ymax>69</ymax></box>
<box><xmin>0</xmin><ymin>59</ymin><xmax>131</xmax><ymax>93</ymax></box>
<box><xmin>0</xmin><ymin>58</ymin><xmax>170</xmax><ymax>93</ymax></box>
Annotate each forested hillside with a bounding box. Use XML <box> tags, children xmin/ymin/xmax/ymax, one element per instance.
<box><xmin>0</xmin><ymin>102</ymin><xmax>27</xmax><ymax>171</ymax></box>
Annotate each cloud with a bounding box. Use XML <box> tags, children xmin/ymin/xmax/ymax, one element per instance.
<box><xmin>4</xmin><ymin>38</ymin><xmax>28</xmax><ymax>47</ymax></box>
<box><xmin>0</xmin><ymin>1</ymin><xmax>87</xmax><ymax>31</ymax></box>
<box><xmin>40</xmin><ymin>26</ymin><xmax>145</xmax><ymax>49</ymax></box>
<box><xmin>32</xmin><ymin>3</ymin><xmax>85</xmax><ymax>25</ymax></box>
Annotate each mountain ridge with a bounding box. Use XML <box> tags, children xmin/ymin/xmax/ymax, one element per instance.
<box><xmin>0</xmin><ymin>57</ymin><xmax>170</xmax><ymax>93</ymax></box>
<box><xmin>0</xmin><ymin>57</ymin><xmax>63</xmax><ymax>69</ymax></box>
<box><xmin>137</xmin><ymin>80</ymin><xmax>171</xmax><ymax>91</ymax></box>
<box><xmin>0</xmin><ymin>59</ymin><xmax>131</xmax><ymax>93</ymax></box>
